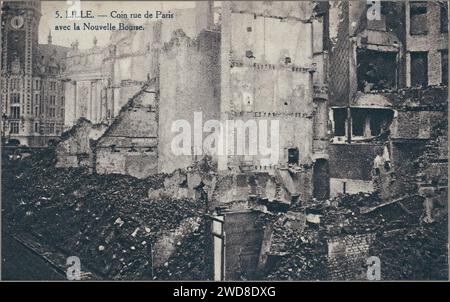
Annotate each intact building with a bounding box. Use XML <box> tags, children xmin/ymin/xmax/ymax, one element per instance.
<box><xmin>1</xmin><ymin>1</ymin><xmax>69</xmax><ymax>147</ymax></box>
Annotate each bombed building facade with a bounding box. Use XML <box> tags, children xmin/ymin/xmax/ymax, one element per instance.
<box><xmin>1</xmin><ymin>0</ymin><xmax>449</xmax><ymax>281</ymax></box>
<box><xmin>2</xmin><ymin>0</ymin><xmax>447</xmax><ymax>209</ymax></box>
<box><xmin>1</xmin><ymin>1</ymin><xmax>69</xmax><ymax>147</ymax></box>
<box><xmin>53</xmin><ymin>1</ymin><xmax>332</xmax><ymax>203</ymax></box>
<box><xmin>327</xmin><ymin>1</ymin><xmax>448</xmax><ymax>207</ymax></box>
<box><xmin>61</xmin><ymin>7</ymin><xmax>211</xmax><ymax>127</ymax></box>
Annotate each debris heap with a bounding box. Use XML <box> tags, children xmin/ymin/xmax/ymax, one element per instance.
<box><xmin>2</xmin><ymin>149</ymin><xmax>210</xmax><ymax>280</ymax></box>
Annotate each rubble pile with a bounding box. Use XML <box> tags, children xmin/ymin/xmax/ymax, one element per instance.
<box><xmin>148</xmin><ymin>156</ymin><xmax>216</xmax><ymax>203</ymax></box>
<box><xmin>257</xmin><ymin>191</ymin><xmax>447</xmax><ymax>280</ymax></box>
<box><xmin>2</xmin><ymin>149</ymin><xmax>209</xmax><ymax>280</ymax></box>
<box><xmin>370</xmin><ymin>217</ymin><xmax>448</xmax><ymax>280</ymax></box>
<box><xmin>2</xmin><ymin>149</ymin><xmax>447</xmax><ymax>280</ymax></box>
<box><xmin>260</xmin><ymin>211</ymin><xmax>328</xmax><ymax>280</ymax></box>
<box><xmin>321</xmin><ymin>193</ymin><xmax>423</xmax><ymax>235</ymax></box>
<box><xmin>323</xmin><ymin>194</ymin><xmax>445</xmax><ymax>280</ymax></box>
<box><xmin>154</xmin><ymin>219</ymin><xmax>210</xmax><ymax>280</ymax></box>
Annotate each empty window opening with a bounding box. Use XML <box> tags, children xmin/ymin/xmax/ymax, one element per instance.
<box><xmin>370</xmin><ymin>116</ymin><xmax>381</xmax><ymax>136</ymax></box>
<box><xmin>7</xmin><ymin>139</ymin><xmax>20</xmax><ymax>146</ymax></box>
<box><xmin>288</xmin><ymin>148</ymin><xmax>299</xmax><ymax>165</ymax></box>
<box><xmin>333</xmin><ymin>108</ymin><xmax>347</xmax><ymax>137</ymax></box>
<box><xmin>10</xmin><ymin>122</ymin><xmax>19</xmax><ymax>134</ymax></box>
<box><xmin>246</xmin><ymin>26</ymin><xmax>252</xmax><ymax>32</ymax></box>
<box><xmin>410</xmin><ymin>2</ymin><xmax>428</xmax><ymax>35</ymax></box>
<box><xmin>10</xmin><ymin>93</ymin><xmax>20</xmax><ymax>104</ymax></box>
<box><xmin>441</xmin><ymin>3</ymin><xmax>448</xmax><ymax>33</ymax></box>
<box><xmin>369</xmin><ymin>109</ymin><xmax>393</xmax><ymax>137</ymax></box>
<box><xmin>128</xmin><ymin>144</ymin><xmax>138</xmax><ymax>152</ymax></box>
<box><xmin>411</xmin><ymin>51</ymin><xmax>428</xmax><ymax>87</ymax></box>
<box><xmin>352</xmin><ymin>109</ymin><xmax>365</xmax><ymax>137</ymax></box>
<box><xmin>441</xmin><ymin>51</ymin><xmax>448</xmax><ymax>85</ymax></box>
<box><xmin>313</xmin><ymin>159</ymin><xmax>330</xmax><ymax>200</ymax></box>
<box><xmin>334</xmin><ymin>108</ymin><xmax>394</xmax><ymax>139</ymax></box>
<box><xmin>10</xmin><ymin>106</ymin><xmax>20</xmax><ymax>119</ymax></box>
<box><xmin>49</xmin><ymin>123</ymin><xmax>55</xmax><ymax>134</ymax></box>
<box><xmin>284</xmin><ymin>57</ymin><xmax>291</xmax><ymax>64</ymax></box>
<box><xmin>245</xmin><ymin>50</ymin><xmax>255</xmax><ymax>59</ymax></box>
<box><xmin>357</xmin><ymin>49</ymin><xmax>397</xmax><ymax>92</ymax></box>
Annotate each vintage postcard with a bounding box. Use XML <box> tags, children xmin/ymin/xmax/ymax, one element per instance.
<box><xmin>0</xmin><ymin>0</ymin><xmax>448</xmax><ymax>285</ymax></box>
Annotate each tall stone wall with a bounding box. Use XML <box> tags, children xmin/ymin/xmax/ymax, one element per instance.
<box><xmin>158</xmin><ymin>30</ymin><xmax>221</xmax><ymax>174</ymax></box>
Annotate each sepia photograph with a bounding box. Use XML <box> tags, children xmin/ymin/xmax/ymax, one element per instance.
<box><xmin>0</xmin><ymin>0</ymin><xmax>448</xmax><ymax>286</ymax></box>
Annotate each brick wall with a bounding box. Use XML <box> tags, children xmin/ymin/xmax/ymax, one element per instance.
<box><xmin>416</xmin><ymin>118</ymin><xmax>448</xmax><ymax>222</ymax></box>
<box><xmin>406</xmin><ymin>1</ymin><xmax>448</xmax><ymax>86</ymax></box>
<box><xmin>328</xmin><ymin>1</ymin><xmax>350</xmax><ymax>106</ymax></box>
<box><xmin>329</xmin><ymin>143</ymin><xmax>383</xmax><ymax>180</ymax></box>
<box><xmin>327</xmin><ymin>233</ymin><xmax>375</xmax><ymax>280</ymax></box>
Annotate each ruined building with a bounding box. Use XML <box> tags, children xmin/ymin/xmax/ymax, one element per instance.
<box><xmin>2</xmin><ymin>0</ymin><xmax>448</xmax><ymax>281</ymax></box>
<box><xmin>30</xmin><ymin>1</ymin><xmax>448</xmax><ymax>209</ymax></box>
<box><xmin>1</xmin><ymin>1</ymin><xmax>69</xmax><ymax>147</ymax></box>
<box><xmin>327</xmin><ymin>1</ymin><xmax>448</xmax><ymax>208</ymax></box>
<box><xmin>61</xmin><ymin>7</ymin><xmax>208</xmax><ymax>127</ymax></box>
<box><xmin>217</xmin><ymin>1</ymin><xmax>330</xmax><ymax>202</ymax></box>
<box><xmin>56</xmin><ymin>1</ymin><xmax>331</xmax><ymax>202</ymax></box>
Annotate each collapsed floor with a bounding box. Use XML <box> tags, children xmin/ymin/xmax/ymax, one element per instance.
<box><xmin>2</xmin><ymin>149</ymin><xmax>448</xmax><ymax>280</ymax></box>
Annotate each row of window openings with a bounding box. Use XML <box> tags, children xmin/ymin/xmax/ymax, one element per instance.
<box><xmin>371</xmin><ymin>2</ymin><xmax>448</xmax><ymax>35</ymax></box>
<box><xmin>33</xmin><ymin>123</ymin><xmax>56</xmax><ymax>134</ymax></box>
<box><xmin>357</xmin><ymin>50</ymin><xmax>448</xmax><ymax>92</ymax></box>
<box><xmin>409</xmin><ymin>2</ymin><xmax>448</xmax><ymax>35</ymax></box>
<box><xmin>9</xmin><ymin>106</ymin><xmax>64</xmax><ymax>119</ymax></box>
<box><xmin>9</xmin><ymin>94</ymin><xmax>64</xmax><ymax>103</ymax></box>
<box><xmin>11</xmin><ymin>123</ymin><xmax>57</xmax><ymax>134</ymax></box>
<box><xmin>245</xmin><ymin>50</ymin><xmax>292</xmax><ymax>65</ymax></box>
<box><xmin>6</xmin><ymin>79</ymin><xmax>59</xmax><ymax>91</ymax></box>
<box><xmin>409</xmin><ymin>51</ymin><xmax>448</xmax><ymax>87</ymax></box>
<box><xmin>9</xmin><ymin>94</ymin><xmax>64</xmax><ymax>112</ymax></box>
<box><xmin>32</xmin><ymin>80</ymin><xmax>58</xmax><ymax>91</ymax></box>
<box><xmin>10</xmin><ymin>79</ymin><xmax>21</xmax><ymax>90</ymax></box>
<box><xmin>333</xmin><ymin>109</ymin><xmax>394</xmax><ymax>138</ymax></box>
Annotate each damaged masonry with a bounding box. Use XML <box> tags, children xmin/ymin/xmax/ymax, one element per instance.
<box><xmin>1</xmin><ymin>1</ymin><xmax>448</xmax><ymax>280</ymax></box>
